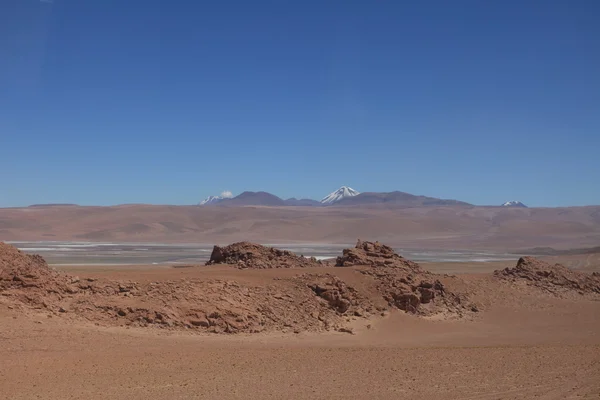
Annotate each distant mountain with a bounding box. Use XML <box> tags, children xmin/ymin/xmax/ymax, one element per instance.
<box><xmin>197</xmin><ymin>187</ymin><xmax>478</xmax><ymax>208</ymax></box>
<box><xmin>199</xmin><ymin>191</ymin><xmax>234</xmax><ymax>206</ymax></box>
<box><xmin>519</xmin><ymin>245</ymin><xmax>600</xmax><ymax>256</ymax></box>
<box><xmin>321</xmin><ymin>186</ymin><xmax>360</xmax><ymax>204</ymax></box>
<box><xmin>332</xmin><ymin>191</ymin><xmax>472</xmax><ymax>207</ymax></box>
<box><xmin>284</xmin><ymin>198</ymin><xmax>321</xmax><ymax>206</ymax></box>
<box><xmin>219</xmin><ymin>191</ymin><xmax>286</xmax><ymax>207</ymax></box>
<box><xmin>199</xmin><ymin>195</ymin><xmax>224</xmax><ymax>205</ymax></box>
<box><xmin>28</xmin><ymin>203</ymin><xmax>78</xmax><ymax>207</ymax></box>
<box><xmin>502</xmin><ymin>201</ymin><xmax>528</xmax><ymax>208</ymax></box>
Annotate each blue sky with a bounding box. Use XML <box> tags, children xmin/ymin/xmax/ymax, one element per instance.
<box><xmin>1</xmin><ymin>0</ymin><xmax>599</xmax><ymax>207</ymax></box>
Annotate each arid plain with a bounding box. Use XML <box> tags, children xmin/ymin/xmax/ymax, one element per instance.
<box><xmin>1</xmin><ymin>204</ymin><xmax>600</xmax><ymax>399</ymax></box>
<box><xmin>2</xmin><ymin>203</ymin><xmax>600</xmax><ymax>249</ymax></box>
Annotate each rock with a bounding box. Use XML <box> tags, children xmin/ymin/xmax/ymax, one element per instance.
<box><xmin>65</xmin><ymin>286</ymin><xmax>79</xmax><ymax>294</ymax></box>
<box><xmin>418</xmin><ymin>287</ymin><xmax>435</xmax><ymax>304</ymax></box>
<box><xmin>392</xmin><ymin>292</ymin><xmax>420</xmax><ymax>312</ymax></box>
<box><xmin>0</xmin><ymin>240</ymin><xmax>472</xmax><ymax>337</ymax></box>
<box><xmin>205</xmin><ymin>242</ymin><xmax>323</xmax><ymax>269</ymax></box>
<box><xmin>342</xmin><ymin>241</ymin><xmax>468</xmax><ymax>317</ymax></box>
<box><xmin>494</xmin><ymin>256</ymin><xmax>600</xmax><ymax>296</ymax></box>
<box><xmin>190</xmin><ymin>319</ymin><xmax>210</xmax><ymax>328</ymax></box>
<box><xmin>307</xmin><ymin>277</ymin><xmax>357</xmax><ymax>314</ymax></box>
<box><xmin>419</xmin><ymin>281</ymin><xmax>433</xmax><ymax>289</ymax></box>
<box><xmin>208</xmin><ymin>245</ymin><xmax>225</xmax><ymax>264</ymax></box>
<box><xmin>336</xmin><ymin>240</ymin><xmax>421</xmax><ymax>271</ymax></box>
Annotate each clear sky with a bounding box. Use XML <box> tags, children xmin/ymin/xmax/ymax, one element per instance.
<box><xmin>1</xmin><ymin>0</ymin><xmax>599</xmax><ymax>207</ymax></box>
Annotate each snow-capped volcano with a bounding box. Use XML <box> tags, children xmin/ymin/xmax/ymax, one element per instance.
<box><xmin>199</xmin><ymin>191</ymin><xmax>234</xmax><ymax>206</ymax></box>
<box><xmin>199</xmin><ymin>195</ymin><xmax>223</xmax><ymax>205</ymax></box>
<box><xmin>502</xmin><ymin>201</ymin><xmax>527</xmax><ymax>208</ymax></box>
<box><xmin>321</xmin><ymin>186</ymin><xmax>360</xmax><ymax>204</ymax></box>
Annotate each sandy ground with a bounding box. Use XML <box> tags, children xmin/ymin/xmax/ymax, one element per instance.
<box><xmin>1</xmin><ymin>258</ymin><xmax>599</xmax><ymax>400</ymax></box>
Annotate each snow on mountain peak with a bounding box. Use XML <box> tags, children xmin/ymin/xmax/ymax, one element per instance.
<box><xmin>199</xmin><ymin>191</ymin><xmax>234</xmax><ymax>205</ymax></box>
<box><xmin>321</xmin><ymin>186</ymin><xmax>360</xmax><ymax>204</ymax></box>
<box><xmin>502</xmin><ymin>201</ymin><xmax>527</xmax><ymax>208</ymax></box>
<box><xmin>199</xmin><ymin>195</ymin><xmax>222</xmax><ymax>205</ymax></box>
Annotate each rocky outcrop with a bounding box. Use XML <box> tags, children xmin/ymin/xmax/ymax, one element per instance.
<box><xmin>360</xmin><ymin>267</ymin><xmax>468</xmax><ymax>315</ymax></box>
<box><xmin>336</xmin><ymin>240</ymin><xmax>421</xmax><ymax>271</ymax></box>
<box><xmin>0</xmin><ymin>242</ymin><xmax>369</xmax><ymax>334</ymax></box>
<box><xmin>336</xmin><ymin>240</ymin><xmax>473</xmax><ymax>316</ymax></box>
<box><xmin>206</xmin><ymin>242</ymin><xmax>324</xmax><ymax>269</ymax></box>
<box><xmin>494</xmin><ymin>256</ymin><xmax>600</xmax><ymax>296</ymax></box>
<box><xmin>1</xmin><ymin>240</ymin><xmax>476</xmax><ymax>332</ymax></box>
<box><xmin>300</xmin><ymin>273</ymin><xmax>373</xmax><ymax>315</ymax></box>
<box><xmin>0</xmin><ymin>242</ymin><xmax>76</xmax><ymax>305</ymax></box>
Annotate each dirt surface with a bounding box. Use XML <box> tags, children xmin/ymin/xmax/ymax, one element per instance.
<box><xmin>1</xmin><ymin>242</ymin><xmax>600</xmax><ymax>399</ymax></box>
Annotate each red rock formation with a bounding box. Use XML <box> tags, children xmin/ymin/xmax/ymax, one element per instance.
<box><xmin>336</xmin><ymin>239</ymin><xmax>421</xmax><ymax>271</ymax></box>
<box><xmin>494</xmin><ymin>256</ymin><xmax>600</xmax><ymax>296</ymax></box>
<box><xmin>206</xmin><ymin>241</ymin><xmax>324</xmax><ymax>269</ymax></box>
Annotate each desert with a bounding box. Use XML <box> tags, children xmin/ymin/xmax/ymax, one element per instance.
<box><xmin>4</xmin><ymin>0</ymin><xmax>600</xmax><ymax>397</ymax></box>
<box><xmin>1</xmin><ymin>236</ymin><xmax>599</xmax><ymax>399</ymax></box>
<box><xmin>2</xmin><ymin>202</ymin><xmax>600</xmax><ymax>249</ymax></box>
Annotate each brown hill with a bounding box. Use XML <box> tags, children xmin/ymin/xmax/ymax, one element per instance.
<box><xmin>28</xmin><ymin>203</ymin><xmax>79</xmax><ymax>208</ymax></box>
<box><xmin>521</xmin><ymin>245</ymin><xmax>600</xmax><ymax>256</ymax></box>
<box><xmin>332</xmin><ymin>191</ymin><xmax>472</xmax><ymax>207</ymax></box>
<box><xmin>218</xmin><ymin>191</ymin><xmax>286</xmax><ymax>206</ymax></box>
<box><xmin>1</xmin><ymin>204</ymin><xmax>600</xmax><ymax>250</ymax></box>
<box><xmin>284</xmin><ymin>198</ymin><xmax>322</xmax><ymax>206</ymax></box>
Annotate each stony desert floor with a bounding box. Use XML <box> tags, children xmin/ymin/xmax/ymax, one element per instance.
<box><xmin>1</xmin><ymin>252</ymin><xmax>599</xmax><ymax>400</ymax></box>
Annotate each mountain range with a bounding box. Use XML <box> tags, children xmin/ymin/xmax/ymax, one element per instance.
<box><xmin>502</xmin><ymin>201</ymin><xmax>528</xmax><ymax>208</ymax></box>
<box><xmin>320</xmin><ymin>186</ymin><xmax>360</xmax><ymax>204</ymax></box>
<box><xmin>199</xmin><ymin>186</ymin><xmax>523</xmax><ymax>208</ymax></box>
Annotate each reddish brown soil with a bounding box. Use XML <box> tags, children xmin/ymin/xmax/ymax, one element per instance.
<box><xmin>1</xmin><ymin>240</ymin><xmax>600</xmax><ymax>399</ymax></box>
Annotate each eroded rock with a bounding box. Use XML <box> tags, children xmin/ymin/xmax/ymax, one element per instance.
<box><xmin>206</xmin><ymin>242</ymin><xmax>324</xmax><ymax>269</ymax></box>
